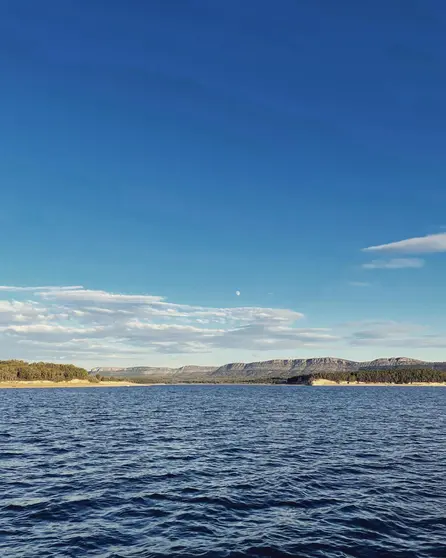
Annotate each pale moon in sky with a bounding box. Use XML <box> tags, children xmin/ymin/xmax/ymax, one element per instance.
<box><xmin>235</xmin><ymin>290</ymin><xmax>241</xmax><ymax>296</ymax></box>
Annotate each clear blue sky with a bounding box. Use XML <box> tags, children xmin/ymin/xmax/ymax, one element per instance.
<box><xmin>1</xmin><ymin>0</ymin><xmax>446</xmax><ymax>367</ymax></box>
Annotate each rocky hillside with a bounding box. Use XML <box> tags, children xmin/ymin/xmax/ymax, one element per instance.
<box><xmin>211</xmin><ymin>357</ymin><xmax>358</xmax><ymax>379</ymax></box>
<box><xmin>92</xmin><ymin>356</ymin><xmax>446</xmax><ymax>381</ymax></box>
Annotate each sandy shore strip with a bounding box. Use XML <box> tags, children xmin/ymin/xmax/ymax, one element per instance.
<box><xmin>311</xmin><ymin>379</ymin><xmax>446</xmax><ymax>387</ymax></box>
<box><xmin>0</xmin><ymin>379</ymin><xmax>143</xmax><ymax>389</ymax></box>
<box><xmin>2</xmin><ymin>379</ymin><xmax>445</xmax><ymax>388</ymax></box>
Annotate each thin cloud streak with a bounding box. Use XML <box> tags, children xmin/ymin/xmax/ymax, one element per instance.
<box><xmin>0</xmin><ymin>285</ymin><xmax>84</xmax><ymax>292</ymax></box>
<box><xmin>363</xmin><ymin>233</ymin><xmax>446</xmax><ymax>254</ymax></box>
<box><xmin>362</xmin><ymin>258</ymin><xmax>424</xmax><ymax>269</ymax></box>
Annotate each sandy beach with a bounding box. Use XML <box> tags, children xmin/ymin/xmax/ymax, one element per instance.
<box><xmin>0</xmin><ymin>379</ymin><xmax>141</xmax><ymax>389</ymax></box>
<box><xmin>311</xmin><ymin>379</ymin><xmax>446</xmax><ymax>387</ymax></box>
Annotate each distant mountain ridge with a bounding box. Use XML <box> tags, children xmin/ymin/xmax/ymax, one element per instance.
<box><xmin>91</xmin><ymin>356</ymin><xmax>446</xmax><ymax>380</ymax></box>
<box><xmin>360</xmin><ymin>357</ymin><xmax>425</xmax><ymax>369</ymax></box>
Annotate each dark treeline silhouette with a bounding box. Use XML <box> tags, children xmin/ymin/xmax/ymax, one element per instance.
<box><xmin>110</xmin><ymin>376</ymin><xmax>285</xmax><ymax>385</ymax></box>
<box><xmin>118</xmin><ymin>377</ymin><xmax>277</xmax><ymax>384</ymax></box>
<box><xmin>287</xmin><ymin>368</ymin><xmax>446</xmax><ymax>385</ymax></box>
<box><xmin>0</xmin><ymin>360</ymin><xmax>89</xmax><ymax>382</ymax></box>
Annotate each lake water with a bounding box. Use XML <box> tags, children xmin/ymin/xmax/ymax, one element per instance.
<box><xmin>1</xmin><ymin>385</ymin><xmax>445</xmax><ymax>557</ymax></box>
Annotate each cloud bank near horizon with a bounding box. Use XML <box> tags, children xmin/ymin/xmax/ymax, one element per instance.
<box><xmin>0</xmin><ymin>285</ymin><xmax>445</xmax><ymax>367</ymax></box>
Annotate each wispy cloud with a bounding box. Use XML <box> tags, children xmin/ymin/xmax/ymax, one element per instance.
<box><xmin>0</xmin><ymin>285</ymin><xmax>321</xmax><ymax>364</ymax></box>
<box><xmin>363</xmin><ymin>232</ymin><xmax>446</xmax><ymax>254</ymax></box>
<box><xmin>344</xmin><ymin>321</ymin><xmax>446</xmax><ymax>349</ymax></box>
<box><xmin>362</xmin><ymin>258</ymin><xmax>424</xmax><ymax>269</ymax></box>
<box><xmin>0</xmin><ymin>285</ymin><xmax>84</xmax><ymax>292</ymax></box>
<box><xmin>349</xmin><ymin>281</ymin><xmax>372</xmax><ymax>287</ymax></box>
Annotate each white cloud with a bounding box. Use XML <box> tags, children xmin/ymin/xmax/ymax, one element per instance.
<box><xmin>0</xmin><ymin>286</ymin><xmax>312</xmax><ymax>365</ymax></box>
<box><xmin>40</xmin><ymin>288</ymin><xmax>165</xmax><ymax>304</ymax></box>
<box><xmin>363</xmin><ymin>233</ymin><xmax>446</xmax><ymax>254</ymax></box>
<box><xmin>362</xmin><ymin>258</ymin><xmax>424</xmax><ymax>269</ymax></box>
<box><xmin>349</xmin><ymin>281</ymin><xmax>372</xmax><ymax>287</ymax></box>
<box><xmin>0</xmin><ymin>300</ymin><xmax>46</xmax><ymax>324</ymax></box>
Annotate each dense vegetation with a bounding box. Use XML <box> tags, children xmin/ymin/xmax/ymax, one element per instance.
<box><xmin>287</xmin><ymin>368</ymin><xmax>446</xmax><ymax>385</ymax></box>
<box><xmin>0</xmin><ymin>360</ymin><xmax>90</xmax><ymax>382</ymax></box>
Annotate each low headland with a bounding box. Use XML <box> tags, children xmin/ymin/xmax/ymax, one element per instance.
<box><xmin>0</xmin><ymin>379</ymin><xmax>138</xmax><ymax>389</ymax></box>
<box><xmin>0</xmin><ymin>360</ymin><xmax>138</xmax><ymax>389</ymax></box>
<box><xmin>0</xmin><ymin>359</ymin><xmax>445</xmax><ymax>388</ymax></box>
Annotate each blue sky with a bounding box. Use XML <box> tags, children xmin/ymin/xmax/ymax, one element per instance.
<box><xmin>1</xmin><ymin>0</ymin><xmax>446</xmax><ymax>367</ymax></box>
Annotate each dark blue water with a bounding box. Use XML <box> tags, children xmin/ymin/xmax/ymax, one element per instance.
<box><xmin>1</xmin><ymin>386</ymin><xmax>445</xmax><ymax>558</ymax></box>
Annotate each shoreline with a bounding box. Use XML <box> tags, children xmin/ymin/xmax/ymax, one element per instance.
<box><xmin>310</xmin><ymin>379</ymin><xmax>446</xmax><ymax>387</ymax></box>
<box><xmin>1</xmin><ymin>379</ymin><xmax>446</xmax><ymax>389</ymax></box>
<box><xmin>0</xmin><ymin>380</ymin><xmax>141</xmax><ymax>389</ymax></box>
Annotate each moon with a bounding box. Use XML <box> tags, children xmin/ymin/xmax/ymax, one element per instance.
<box><xmin>235</xmin><ymin>290</ymin><xmax>241</xmax><ymax>296</ymax></box>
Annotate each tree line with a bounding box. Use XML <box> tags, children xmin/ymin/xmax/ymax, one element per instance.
<box><xmin>0</xmin><ymin>360</ymin><xmax>89</xmax><ymax>382</ymax></box>
<box><xmin>287</xmin><ymin>368</ymin><xmax>446</xmax><ymax>385</ymax></box>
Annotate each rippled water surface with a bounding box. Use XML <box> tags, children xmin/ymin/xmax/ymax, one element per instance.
<box><xmin>1</xmin><ymin>385</ymin><xmax>445</xmax><ymax>557</ymax></box>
